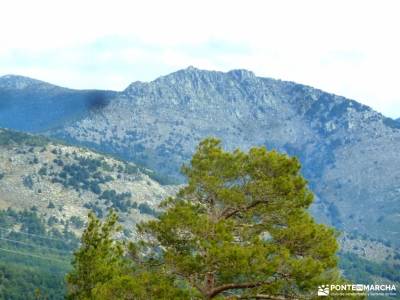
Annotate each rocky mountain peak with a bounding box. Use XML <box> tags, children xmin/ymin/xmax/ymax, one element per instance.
<box><xmin>227</xmin><ymin>69</ymin><xmax>256</xmax><ymax>80</ymax></box>
<box><xmin>123</xmin><ymin>67</ymin><xmax>221</xmax><ymax>99</ymax></box>
<box><xmin>124</xmin><ymin>67</ymin><xmax>260</xmax><ymax>105</ymax></box>
<box><xmin>161</xmin><ymin>66</ymin><xmax>257</xmax><ymax>84</ymax></box>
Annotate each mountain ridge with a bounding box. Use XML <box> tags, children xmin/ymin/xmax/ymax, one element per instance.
<box><xmin>1</xmin><ymin>67</ymin><xmax>400</xmax><ymax>249</ymax></box>
<box><xmin>0</xmin><ymin>75</ymin><xmax>117</xmax><ymax>132</ymax></box>
<box><xmin>49</xmin><ymin>68</ymin><xmax>400</xmax><ymax>247</ymax></box>
<box><xmin>0</xmin><ymin>74</ymin><xmax>62</xmax><ymax>90</ymax></box>
<box><xmin>0</xmin><ymin>69</ymin><xmax>388</xmax><ymax>119</ymax></box>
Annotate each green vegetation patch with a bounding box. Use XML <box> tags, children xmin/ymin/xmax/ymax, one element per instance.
<box><xmin>339</xmin><ymin>252</ymin><xmax>400</xmax><ymax>284</ymax></box>
<box><xmin>51</xmin><ymin>156</ymin><xmax>113</xmax><ymax>194</ymax></box>
<box><xmin>99</xmin><ymin>189</ymin><xmax>133</xmax><ymax>212</ymax></box>
<box><xmin>0</xmin><ymin>208</ymin><xmax>79</xmax><ymax>300</ymax></box>
<box><xmin>0</xmin><ymin>129</ymin><xmax>49</xmax><ymax>147</ymax></box>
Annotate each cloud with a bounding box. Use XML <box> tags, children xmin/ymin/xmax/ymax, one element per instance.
<box><xmin>0</xmin><ymin>0</ymin><xmax>399</xmax><ymax>117</ymax></box>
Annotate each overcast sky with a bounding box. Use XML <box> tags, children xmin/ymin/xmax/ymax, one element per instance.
<box><xmin>1</xmin><ymin>0</ymin><xmax>399</xmax><ymax>118</ymax></box>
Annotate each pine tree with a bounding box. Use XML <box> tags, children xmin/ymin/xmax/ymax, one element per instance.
<box><xmin>68</xmin><ymin>138</ymin><xmax>349</xmax><ymax>299</ymax></box>
<box><xmin>66</xmin><ymin>211</ymin><xmax>190</xmax><ymax>299</ymax></box>
<box><xmin>134</xmin><ymin>138</ymin><xmax>345</xmax><ymax>299</ymax></box>
<box><xmin>66</xmin><ymin>211</ymin><xmax>127</xmax><ymax>299</ymax></box>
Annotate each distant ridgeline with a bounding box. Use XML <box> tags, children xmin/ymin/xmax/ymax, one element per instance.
<box><xmin>0</xmin><ymin>75</ymin><xmax>117</xmax><ymax>132</ymax></box>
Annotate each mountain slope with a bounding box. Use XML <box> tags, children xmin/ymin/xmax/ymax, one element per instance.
<box><xmin>0</xmin><ymin>75</ymin><xmax>117</xmax><ymax>132</ymax></box>
<box><xmin>46</xmin><ymin>67</ymin><xmax>400</xmax><ymax>247</ymax></box>
<box><xmin>0</xmin><ymin>128</ymin><xmax>179</xmax><ymax>299</ymax></box>
<box><xmin>0</xmin><ymin>128</ymin><xmax>175</xmax><ymax>235</ymax></box>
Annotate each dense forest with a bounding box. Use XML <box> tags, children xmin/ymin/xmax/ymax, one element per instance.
<box><xmin>0</xmin><ymin>209</ymin><xmax>398</xmax><ymax>299</ymax></box>
<box><xmin>0</xmin><ymin>208</ymin><xmax>78</xmax><ymax>299</ymax></box>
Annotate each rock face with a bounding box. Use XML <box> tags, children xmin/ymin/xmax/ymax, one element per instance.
<box><xmin>1</xmin><ymin>68</ymin><xmax>400</xmax><ymax>248</ymax></box>
<box><xmin>0</xmin><ymin>128</ymin><xmax>175</xmax><ymax>235</ymax></box>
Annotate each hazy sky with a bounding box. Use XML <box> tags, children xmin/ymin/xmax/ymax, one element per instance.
<box><xmin>1</xmin><ymin>0</ymin><xmax>399</xmax><ymax>118</ymax></box>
